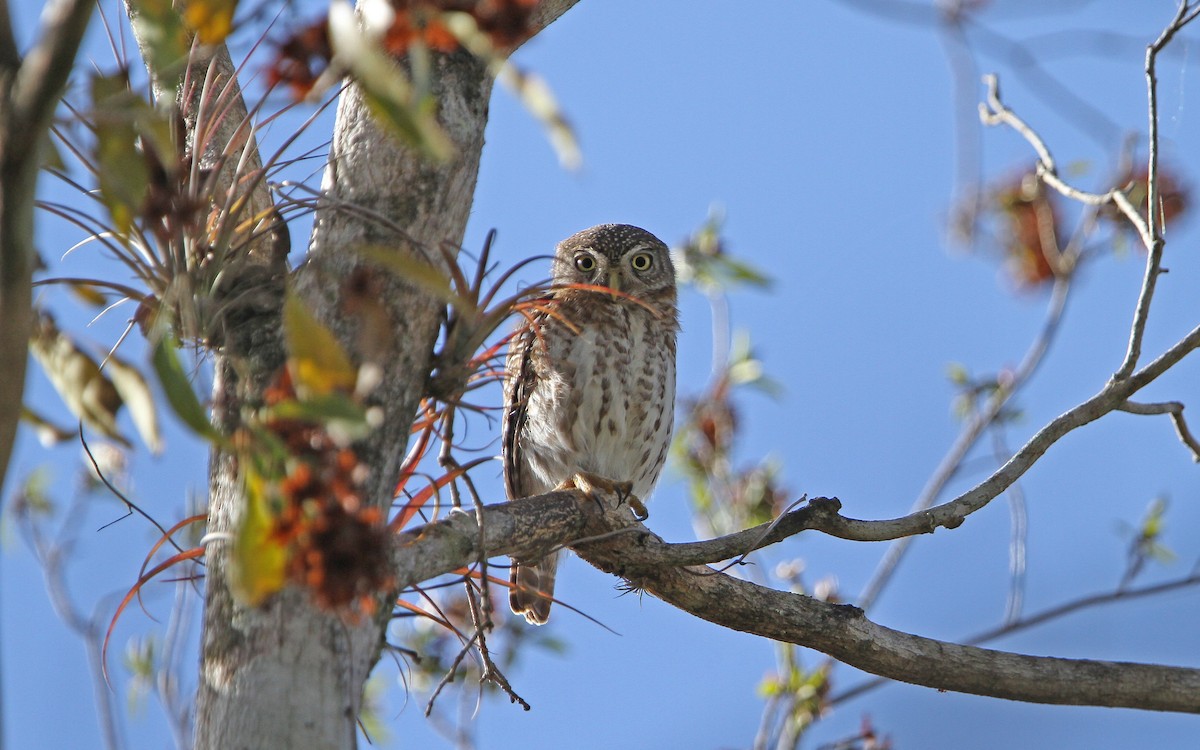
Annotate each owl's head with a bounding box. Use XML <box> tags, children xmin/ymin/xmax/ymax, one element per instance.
<box><xmin>551</xmin><ymin>224</ymin><xmax>675</xmax><ymax>299</ymax></box>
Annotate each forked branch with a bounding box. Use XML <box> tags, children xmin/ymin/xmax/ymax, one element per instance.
<box><xmin>392</xmin><ymin>489</ymin><xmax>1200</xmax><ymax>713</ymax></box>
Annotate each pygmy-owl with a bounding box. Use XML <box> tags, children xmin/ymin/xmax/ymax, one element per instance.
<box><xmin>502</xmin><ymin>224</ymin><xmax>679</xmax><ymax>624</ymax></box>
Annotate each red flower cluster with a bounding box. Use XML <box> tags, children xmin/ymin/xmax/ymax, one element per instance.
<box><xmin>261</xmin><ymin>369</ymin><xmax>393</xmax><ymax>616</ymax></box>
<box><xmin>268</xmin><ymin>0</ymin><xmax>540</xmax><ymax>97</ymax></box>
<box><xmin>994</xmin><ymin>172</ymin><xmax>1062</xmax><ymax>288</ymax></box>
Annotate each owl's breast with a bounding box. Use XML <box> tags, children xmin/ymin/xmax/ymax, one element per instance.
<box><xmin>525</xmin><ymin>301</ymin><xmax>676</xmax><ymax>499</ymax></box>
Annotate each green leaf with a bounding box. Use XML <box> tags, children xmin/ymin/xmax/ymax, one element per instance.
<box><xmin>40</xmin><ymin>130</ymin><xmax>66</xmax><ymax>172</ymax></box>
<box><xmin>91</xmin><ymin>73</ymin><xmax>150</xmax><ymax>235</ymax></box>
<box><xmin>282</xmin><ymin>290</ymin><xmax>357</xmax><ymax>397</ymax></box>
<box><xmin>713</xmin><ymin>254</ymin><xmax>772</xmax><ymax>289</ymax></box>
<box><xmin>328</xmin><ymin>3</ymin><xmax>453</xmax><ymax>161</ymax></box>
<box><xmin>267</xmin><ymin>392</ymin><xmax>373</xmax><ymax>445</ymax></box>
<box><xmin>352</xmin><ymin>244</ymin><xmax>467</xmax><ymax>311</ymax></box>
<box><xmin>151</xmin><ymin>335</ymin><xmax>220</xmax><ymax>442</ymax></box>
<box><xmin>674</xmin><ymin>210</ymin><xmax>772</xmax><ymax>294</ymax></box>
<box><xmin>945</xmin><ymin>361</ymin><xmax>970</xmax><ymax>386</ymax></box>
<box><xmin>14</xmin><ymin>467</ymin><xmax>55</xmax><ymax>517</ymax></box>
<box><xmin>128</xmin><ymin>0</ymin><xmax>190</xmax><ymax>86</ymax></box>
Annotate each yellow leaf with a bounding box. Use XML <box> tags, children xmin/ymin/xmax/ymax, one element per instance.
<box><xmin>20</xmin><ymin>406</ymin><xmax>75</xmax><ymax>447</ymax></box>
<box><xmin>283</xmin><ymin>290</ymin><xmax>357</xmax><ymax>396</ymax></box>
<box><xmin>229</xmin><ymin>465</ymin><xmax>289</xmax><ymax>606</ymax></box>
<box><xmin>182</xmin><ymin>0</ymin><xmax>237</xmax><ymax>44</ymax></box>
<box><xmin>28</xmin><ymin>312</ymin><xmax>129</xmax><ymax>446</ymax></box>
<box><xmin>106</xmin><ymin>353</ymin><xmax>164</xmax><ymax>454</ymax></box>
<box><xmin>66</xmin><ymin>281</ymin><xmax>109</xmax><ymax>308</ymax></box>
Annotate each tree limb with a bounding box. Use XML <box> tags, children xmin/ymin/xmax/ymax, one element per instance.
<box><xmin>392</xmin><ymin>489</ymin><xmax>1200</xmax><ymax>713</ymax></box>
<box><xmin>0</xmin><ymin>0</ymin><xmax>94</xmax><ymax>495</ymax></box>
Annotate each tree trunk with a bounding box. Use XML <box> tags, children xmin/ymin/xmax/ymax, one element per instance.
<box><xmin>192</xmin><ymin>3</ymin><xmax>578</xmax><ymax>748</ymax></box>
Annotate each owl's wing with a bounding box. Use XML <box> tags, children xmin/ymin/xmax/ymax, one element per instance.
<box><xmin>501</xmin><ymin>316</ymin><xmax>539</xmax><ymax>501</ymax></box>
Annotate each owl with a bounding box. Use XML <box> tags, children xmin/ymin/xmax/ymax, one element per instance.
<box><xmin>502</xmin><ymin>224</ymin><xmax>679</xmax><ymax>625</ymax></box>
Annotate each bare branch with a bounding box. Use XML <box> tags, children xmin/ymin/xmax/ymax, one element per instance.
<box><xmin>1115</xmin><ymin>2</ymin><xmax>1200</xmax><ymax>379</ymax></box>
<box><xmin>831</xmin><ymin>566</ymin><xmax>1200</xmax><ymax>706</ymax></box>
<box><xmin>978</xmin><ymin>74</ymin><xmax>1152</xmax><ymax>247</ymax></box>
<box><xmin>692</xmin><ymin>325</ymin><xmax>1200</xmax><ymax>577</ymax></box>
<box><xmin>392</xmin><ymin>490</ymin><xmax>1200</xmax><ymax>713</ymax></box>
<box><xmin>0</xmin><ymin>0</ymin><xmax>94</xmax><ymax>495</ymax></box>
<box><xmin>856</xmin><ymin>271</ymin><xmax>1070</xmax><ymax>610</ymax></box>
<box><xmin>9</xmin><ymin>0</ymin><xmax>94</xmax><ymax>150</ymax></box>
<box><xmin>1118</xmin><ymin>400</ymin><xmax>1200</xmax><ymax>462</ymax></box>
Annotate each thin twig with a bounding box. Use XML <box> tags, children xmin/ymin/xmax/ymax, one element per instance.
<box><xmin>464</xmin><ymin>583</ymin><xmax>529</xmax><ymax>710</ymax></box>
<box><xmin>978</xmin><ymin>74</ymin><xmax>1152</xmax><ymax>245</ymax></box>
<box><xmin>424</xmin><ymin>631</ymin><xmax>480</xmax><ymax>717</ymax></box>
<box><xmin>1118</xmin><ymin>400</ymin><xmax>1200</xmax><ymax>461</ymax></box>
<box><xmin>856</xmin><ymin>270</ymin><xmax>1070</xmax><ymax>611</ymax></box>
<box><xmin>1114</xmin><ymin>2</ymin><xmax>1199</xmax><ymax>379</ymax></box>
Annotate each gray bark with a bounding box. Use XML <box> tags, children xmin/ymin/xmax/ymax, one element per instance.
<box><xmin>189</xmin><ymin>4</ymin><xmax>579</xmax><ymax>749</ymax></box>
<box><xmin>391</xmin><ymin>490</ymin><xmax>1200</xmax><ymax>714</ymax></box>
<box><xmin>0</xmin><ymin>0</ymin><xmax>94</xmax><ymax>497</ymax></box>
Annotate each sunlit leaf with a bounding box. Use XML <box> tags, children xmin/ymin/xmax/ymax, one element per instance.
<box><xmin>151</xmin><ymin>334</ymin><xmax>220</xmax><ymax>441</ymax></box>
<box><xmin>352</xmin><ymin>244</ymin><xmax>467</xmax><ymax>311</ymax></box>
<box><xmin>728</xmin><ymin>330</ymin><xmax>781</xmax><ymax>396</ymax></box>
<box><xmin>182</xmin><ymin>0</ymin><xmax>237</xmax><ymax>45</ymax></box>
<box><xmin>282</xmin><ymin>290</ymin><xmax>357</xmax><ymax>397</ymax></box>
<box><xmin>712</xmin><ymin>254</ymin><xmax>771</xmax><ymax>288</ymax></box>
<box><xmin>91</xmin><ymin>73</ymin><xmax>150</xmax><ymax>235</ymax></box>
<box><xmin>268</xmin><ymin>392</ymin><xmax>373</xmax><ymax>445</ymax></box>
<box><xmin>66</xmin><ymin>280</ymin><xmax>110</xmax><ymax>308</ymax></box>
<box><xmin>20</xmin><ymin>406</ymin><xmax>75</xmax><ymax>447</ymax></box>
<box><xmin>327</xmin><ymin>1</ymin><xmax>453</xmax><ymax>160</ymax></box>
<box><xmin>230</xmin><ymin>465</ymin><xmax>289</xmax><ymax>605</ymax></box>
<box><xmin>499</xmin><ymin>63</ymin><xmax>581</xmax><ymax>170</ymax></box>
<box><xmin>445</xmin><ymin>11</ymin><xmax>580</xmax><ymax>170</ymax></box>
<box><xmin>106</xmin><ymin>353</ymin><xmax>164</xmax><ymax>453</ymax></box>
<box><xmin>128</xmin><ymin>0</ymin><xmax>191</xmax><ymax>84</ymax></box>
<box><xmin>29</xmin><ymin>312</ymin><xmax>129</xmax><ymax>446</ymax></box>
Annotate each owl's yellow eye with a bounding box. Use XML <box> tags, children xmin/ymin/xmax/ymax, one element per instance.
<box><xmin>630</xmin><ymin>252</ymin><xmax>654</xmax><ymax>272</ymax></box>
<box><xmin>574</xmin><ymin>254</ymin><xmax>597</xmax><ymax>273</ymax></box>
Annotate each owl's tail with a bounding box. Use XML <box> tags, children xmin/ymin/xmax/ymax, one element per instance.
<box><xmin>509</xmin><ymin>550</ymin><xmax>559</xmax><ymax>625</ymax></box>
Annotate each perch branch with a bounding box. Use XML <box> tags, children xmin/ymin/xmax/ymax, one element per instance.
<box><xmin>391</xmin><ymin>488</ymin><xmax>1200</xmax><ymax>713</ymax></box>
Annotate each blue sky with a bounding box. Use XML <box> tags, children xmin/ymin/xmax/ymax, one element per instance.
<box><xmin>5</xmin><ymin>1</ymin><xmax>1200</xmax><ymax>748</ymax></box>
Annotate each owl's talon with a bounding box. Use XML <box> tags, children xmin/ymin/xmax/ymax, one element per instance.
<box><xmin>628</xmin><ymin>496</ymin><xmax>649</xmax><ymax>521</ymax></box>
<box><xmin>564</xmin><ymin>473</ymin><xmax>645</xmax><ymax>518</ymax></box>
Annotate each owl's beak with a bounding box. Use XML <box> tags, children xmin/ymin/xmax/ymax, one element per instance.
<box><xmin>607</xmin><ymin>269</ymin><xmax>622</xmax><ymax>294</ymax></box>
